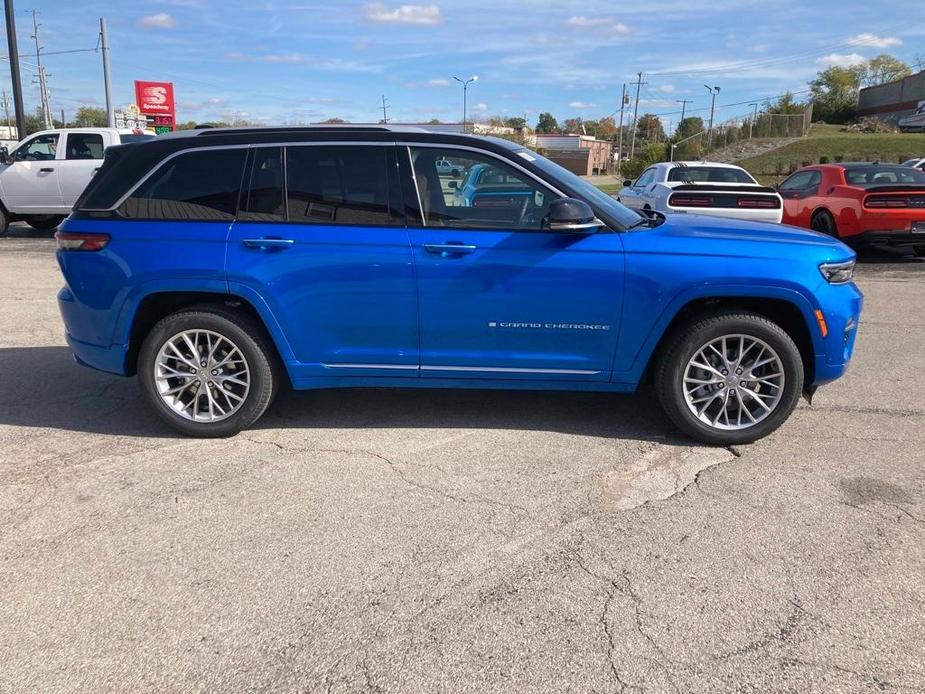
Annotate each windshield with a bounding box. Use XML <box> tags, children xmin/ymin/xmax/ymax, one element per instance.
<box><xmin>844</xmin><ymin>166</ymin><xmax>925</xmax><ymax>187</ymax></box>
<box><xmin>524</xmin><ymin>150</ymin><xmax>641</xmax><ymax>229</ymax></box>
<box><xmin>667</xmin><ymin>166</ymin><xmax>756</xmax><ymax>184</ymax></box>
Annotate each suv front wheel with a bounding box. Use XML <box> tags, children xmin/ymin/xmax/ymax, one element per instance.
<box><xmin>138</xmin><ymin>307</ymin><xmax>278</xmax><ymax>437</ymax></box>
<box><xmin>655</xmin><ymin>312</ymin><xmax>804</xmax><ymax>445</ymax></box>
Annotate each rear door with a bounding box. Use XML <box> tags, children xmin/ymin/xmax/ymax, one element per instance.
<box><xmin>226</xmin><ymin>143</ymin><xmax>419</xmax><ymax>378</ymax></box>
<box><xmin>57</xmin><ymin>131</ymin><xmax>106</xmax><ymax>207</ymax></box>
<box><xmin>0</xmin><ymin>132</ymin><xmax>64</xmax><ymax>211</ymax></box>
<box><xmin>402</xmin><ymin>144</ymin><xmax>624</xmax><ymax>381</ymax></box>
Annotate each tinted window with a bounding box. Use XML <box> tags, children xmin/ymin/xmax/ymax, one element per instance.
<box><xmin>779</xmin><ymin>171</ymin><xmax>819</xmax><ymax>191</ymax></box>
<box><xmin>121</xmin><ymin>148</ymin><xmax>246</xmax><ymax>220</ymax></box>
<box><xmin>66</xmin><ymin>133</ymin><xmax>104</xmax><ymax>160</ymax></box>
<box><xmin>13</xmin><ymin>134</ymin><xmax>58</xmax><ymax>161</ymax></box>
<box><xmin>241</xmin><ymin>147</ymin><xmax>285</xmax><ymax>221</ymax></box>
<box><xmin>844</xmin><ymin>166</ymin><xmax>925</xmax><ymax>186</ymax></box>
<box><xmin>635</xmin><ymin>169</ymin><xmax>656</xmax><ymax>186</ymax></box>
<box><xmin>409</xmin><ymin>147</ymin><xmax>553</xmax><ymax>230</ymax></box>
<box><xmin>286</xmin><ymin>145</ymin><xmax>396</xmax><ymax>226</ymax></box>
<box><xmin>119</xmin><ymin>134</ymin><xmax>156</xmax><ymax>144</ymax></box>
<box><xmin>667</xmin><ymin>166</ymin><xmax>755</xmax><ymax>183</ymax></box>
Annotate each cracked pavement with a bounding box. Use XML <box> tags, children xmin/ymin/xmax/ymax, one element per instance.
<box><xmin>0</xmin><ymin>227</ymin><xmax>923</xmax><ymax>693</ymax></box>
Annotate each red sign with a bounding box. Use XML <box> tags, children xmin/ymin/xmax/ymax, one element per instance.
<box><xmin>134</xmin><ymin>80</ymin><xmax>176</xmax><ymax>131</ymax></box>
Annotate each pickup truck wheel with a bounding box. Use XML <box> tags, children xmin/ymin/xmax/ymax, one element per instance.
<box><xmin>655</xmin><ymin>312</ymin><xmax>803</xmax><ymax>445</ymax></box>
<box><xmin>138</xmin><ymin>307</ymin><xmax>278</xmax><ymax>437</ymax></box>
<box><xmin>26</xmin><ymin>215</ymin><xmax>65</xmax><ymax>231</ymax></box>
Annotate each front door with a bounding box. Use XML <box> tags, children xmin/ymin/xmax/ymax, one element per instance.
<box><xmin>403</xmin><ymin>145</ymin><xmax>624</xmax><ymax>381</ymax></box>
<box><xmin>0</xmin><ymin>133</ymin><xmax>63</xmax><ymax>211</ymax></box>
<box><xmin>57</xmin><ymin>131</ymin><xmax>105</xmax><ymax>206</ymax></box>
<box><xmin>226</xmin><ymin>144</ymin><xmax>419</xmax><ymax>379</ymax></box>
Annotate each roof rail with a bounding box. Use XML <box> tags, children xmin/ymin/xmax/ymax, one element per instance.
<box><xmin>194</xmin><ymin>124</ymin><xmax>422</xmax><ymax>137</ymax></box>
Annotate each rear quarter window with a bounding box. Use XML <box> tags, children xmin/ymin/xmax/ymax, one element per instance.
<box><xmin>119</xmin><ymin>148</ymin><xmax>247</xmax><ymax>221</ymax></box>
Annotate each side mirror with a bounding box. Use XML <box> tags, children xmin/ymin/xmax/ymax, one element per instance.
<box><xmin>623</xmin><ymin>179</ymin><xmax>633</xmax><ymax>187</ymax></box>
<box><xmin>546</xmin><ymin>198</ymin><xmax>601</xmax><ymax>233</ymax></box>
<box><xmin>448</xmin><ymin>180</ymin><xmax>458</xmax><ymax>189</ymax></box>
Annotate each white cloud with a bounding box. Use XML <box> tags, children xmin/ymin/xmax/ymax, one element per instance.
<box><xmin>225</xmin><ymin>51</ymin><xmax>251</xmax><ymax>61</ymax></box>
<box><xmin>426</xmin><ymin>78</ymin><xmax>450</xmax><ymax>88</ymax></box>
<box><xmin>850</xmin><ymin>33</ymin><xmax>902</xmax><ymax>48</ymax></box>
<box><xmin>364</xmin><ymin>3</ymin><xmax>442</xmax><ymax>25</ymax></box>
<box><xmin>263</xmin><ymin>54</ymin><xmax>308</xmax><ymax>64</ymax></box>
<box><xmin>471</xmin><ymin>102</ymin><xmax>488</xmax><ymax>112</ymax></box>
<box><xmin>817</xmin><ymin>52</ymin><xmax>867</xmax><ymax>68</ymax></box>
<box><xmin>139</xmin><ymin>13</ymin><xmax>177</xmax><ymax>29</ymax></box>
<box><xmin>566</xmin><ymin>16</ymin><xmax>629</xmax><ymax>34</ymax></box>
<box><xmin>655</xmin><ymin>84</ymin><xmax>676</xmax><ymax>93</ymax></box>
<box><xmin>568</xmin><ymin>101</ymin><xmax>595</xmax><ymax>108</ymax></box>
<box><xmin>208</xmin><ymin>97</ymin><xmax>225</xmax><ymax>105</ymax></box>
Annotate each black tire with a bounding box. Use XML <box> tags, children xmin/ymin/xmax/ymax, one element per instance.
<box><xmin>654</xmin><ymin>312</ymin><xmax>804</xmax><ymax>445</ymax></box>
<box><xmin>913</xmin><ymin>246</ymin><xmax>925</xmax><ymax>258</ymax></box>
<box><xmin>0</xmin><ymin>207</ymin><xmax>8</xmax><ymax>237</ymax></box>
<box><xmin>810</xmin><ymin>210</ymin><xmax>837</xmax><ymax>237</ymax></box>
<box><xmin>26</xmin><ymin>215</ymin><xmax>65</xmax><ymax>231</ymax></box>
<box><xmin>137</xmin><ymin>306</ymin><xmax>279</xmax><ymax>437</ymax></box>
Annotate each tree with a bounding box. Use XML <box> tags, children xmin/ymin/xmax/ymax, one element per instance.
<box><xmin>767</xmin><ymin>92</ymin><xmax>805</xmax><ymax>115</ymax></box>
<box><xmin>675</xmin><ymin>116</ymin><xmax>704</xmax><ymax>140</ymax></box>
<box><xmin>427</xmin><ymin>118</ymin><xmax>442</xmax><ymax>124</ymax></box>
<box><xmin>535</xmin><ymin>112</ymin><xmax>559</xmax><ymax>134</ymax></box>
<box><xmin>862</xmin><ymin>54</ymin><xmax>911</xmax><ymax>87</ymax></box>
<box><xmin>635</xmin><ymin>113</ymin><xmax>665</xmax><ymax>142</ymax></box>
<box><xmin>595</xmin><ymin>116</ymin><xmax>617</xmax><ymax>139</ymax></box>
<box><xmin>321</xmin><ymin>117</ymin><xmax>346</xmax><ymax>124</ymax></box>
<box><xmin>810</xmin><ymin>66</ymin><xmax>862</xmax><ymax>123</ymax></box>
<box><xmin>563</xmin><ymin>117</ymin><xmax>584</xmax><ymax>134</ymax></box>
<box><xmin>73</xmin><ymin>106</ymin><xmax>107</xmax><ymax>127</ymax></box>
<box><xmin>503</xmin><ymin>116</ymin><xmax>526</xmax><ymax>130</ymax></box>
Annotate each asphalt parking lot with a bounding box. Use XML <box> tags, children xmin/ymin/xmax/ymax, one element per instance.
<box><xmin>1</xmin><ymin>225</ymin><xmax>923</xmax><ymax>693</ymax></box>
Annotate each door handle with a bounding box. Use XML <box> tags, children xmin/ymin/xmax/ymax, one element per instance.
<box><xmin>39</xmin><ymin>167</ymin><xmax>54</xmax><ymax>173</ymax></box>
<box><xmin>423</xmin><ymin>243</ymin><xmax>477</xmax><ymax>256</ymax></box>
<box><xmin>242</xmin><ymin>238</ymin><xmax>294</xmax><ymax>250</ymax></box>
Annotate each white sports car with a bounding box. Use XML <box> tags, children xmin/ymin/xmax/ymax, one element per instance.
<box><xmin>617</xmin><ymin>161</ymin><xmax>784</xmax><ymax>224</ymax></box>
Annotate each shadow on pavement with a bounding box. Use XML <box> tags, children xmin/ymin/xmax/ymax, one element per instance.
<box><xmin>855</xmin><ymin>245</ymin><xmax>924</xmax><ymax>265</ymax></box>
<box><xmin>0</xmin><ymin>345</ymin><xmax>674</xmax><ymax>442</ymax></box>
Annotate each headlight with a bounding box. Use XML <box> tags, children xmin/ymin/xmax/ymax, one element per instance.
<box><xmin>819</xmin><ymin>260</ymin><xmax>855</xmax><ymax>285</ymax></box>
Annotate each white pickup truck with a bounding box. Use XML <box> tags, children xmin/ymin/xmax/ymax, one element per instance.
<box><xmin>0</xmin><ymin>127</ymin><xmax>155</xmax><ymax>235</ymax></box>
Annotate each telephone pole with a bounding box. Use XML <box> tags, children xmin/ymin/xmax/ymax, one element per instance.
<box><xmin>704</xmin><ymin>84</ymin><xmax>720</xmax><ymax>148</ymax></box>
<box><xmin>100</xmin><ymin>18</ymin><xmax>114</xmax><ymax>127</ymax></box>
<box><xmin>380</xmin><ymin>94</ymin><xmax>389</xmax><ymax>124</ymax></box>
<box><xmin>30</xmin><ymin>9</ymin><xmax>52</xmax><ymax>128</ymax></box>
<box><xmin>676</xmin><ymin>99</ymin><xmax>692</xmax><ymax>124</ymax></box>
<box><xmin>628</xmin><ymin>71</ymin><xmax>646</xmax><ymax>161</ymax></box>
<box><xmin>616</xmin><ymin>83</ymin><xmax>627</xmax><ymax>169</ymax></box>
<box><xmin>749</xmin><ymin>102</ymin><xmax>759</xmax><ymax>139</ymax></box>
<box><xmin>4</xmin><ymin>0</ymin><xmax>27</xmax><ymax>138</ymax></box>
<box><xmin>1</xmin><ymin>90</ymin><xmax>10</xmax><ymax>131</ymax></box>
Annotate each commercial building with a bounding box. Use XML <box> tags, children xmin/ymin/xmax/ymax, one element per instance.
<box><xmin>534</xmin><ymin>134</ymin><xmax>613</xmax><ymax>176</ymax></box>
<box><xmin>857</xmin><ymin>69</ymin><xmax>925</xmax><ymax>125</ymax></box>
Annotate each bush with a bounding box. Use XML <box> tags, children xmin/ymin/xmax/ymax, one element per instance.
<box><xmin>619</xmin><ymin>157</ymin><xmax>648</xmax><ymax>180</ymax></box>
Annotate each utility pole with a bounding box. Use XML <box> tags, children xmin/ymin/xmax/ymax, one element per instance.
<box><xmin>749</xmin><ymin>102</ymin><xmax>759</xmax><ymax>140</ymax></box>
<box><xmin>30</xmin><ymin>9</ymin><xmax>52</xmax><ymax>129</ymax></box>
<box><xmin>100</xmin><ymin>17</ymin><xmax>115</xmax><ymax>128</ymax></box>
<box><xmin>676</xmin><ymin>99</ymin><xmax>692</xmax><ymax>125</ymax></box>
<box><xmin>1</xmin><ymin>90</ymin><xmax>10</xmax><ymax>131</ymax></box>
<box><xmin>4</xmin><ymin>0</ymin><xmax>27</xmax><ymax>138</ymax></box>
<box><xmin>380</xmin><ymin>94</ymin><xmax>389</xmax><ymax>124</ymax></box>
<box><xmin>704</xmin><ymin>84</ymin><xmax>720</xmax><ymax>148</ymax></box>
<box><xmin>628</xmin><ymin>71</ymin><xmax>646</xmax><ymax>160</ymax></box>
<box><xmin>452</xmin><ymin>75</ymin><xmax>477</xmax><ymax>133</ymax></box>
<box><xmin>616</xmin><ymin>83</ymin><xmax>627</xmax><ymax>169</ymax></box>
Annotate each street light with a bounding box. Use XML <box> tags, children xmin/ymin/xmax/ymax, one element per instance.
<box><xmin>704</xmin><ymin>85</ymin><xmax>720</xmax><ymax>147</ymax></box>
<box><xmin>453</xmin><ymin>75</ymin><xmax>478</xmax><ymax>133</ymax></box>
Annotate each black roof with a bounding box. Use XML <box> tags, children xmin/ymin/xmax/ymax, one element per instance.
<box><xmin>77</xmin><ymin>126</ymin><xmax>525</xmax><ymax>211</ymax></box>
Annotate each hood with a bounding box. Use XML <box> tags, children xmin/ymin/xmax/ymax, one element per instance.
<box><xmin>647</xmin><ymin>212</ymin><xmax>855</xmax><ymax>261</ymax></box>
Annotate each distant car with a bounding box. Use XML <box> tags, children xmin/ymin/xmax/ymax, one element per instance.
<box><xmin>779</xmin><ymin>163</ymin><xmax>925</xmax><ymax>256</ymax></box>
<box><xmin>617</xmin><ymin>162</ymin><xmax>783</xmax><ymax>223</ymax></box>
<box><xmin>901</xmin><ymin>157</ymin><xmax>925</xmax><ymax>171</ymax></box>
<box><xmin>898</xmin><ymin>103</ymin><xmax>925</xmax><ymax>133</ymax></box>
<box><xmin>452</xmin><ymin>162</ymin><xmax>537</xmax><ymax>209</ymax></box>
<box><xmin>0</xmin><ymin>127</ymin><xmax>155</xmax><ymax>234</ymax></box>
<box><xmin>435</xmin><ymin>157</ymin><xmax>462</xmax><ymax>177</ymax></box>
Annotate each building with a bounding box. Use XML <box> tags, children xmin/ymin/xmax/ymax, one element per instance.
<box><xmin>534</xmin><ymin>134</ymin><xmax>613</xmax><ymax>176</ymax></box>
<box><xmin>857</xmin><ymin>69</ymin><xmax>925</xmax><ymax>126</ymax></box>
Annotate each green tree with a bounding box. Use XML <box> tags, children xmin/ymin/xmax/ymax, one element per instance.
<box><xmin>675</xmin><ymin>116</ymin><xmax>704</xmax><ymax>140</ymax></box>
<box><xmin>73</xmin><ymin>106</ymin><xmax>108</xmax><ymax>127</ymax></box>
<box><xmin>767</xmin><ymin>92</ymin><xmax>805</xmax><ymax>115</ymax></box>
<box><xmin>595</xmin><ymin>116</ymin><xmax>617</xmax><ymax>139</ymax></box>
<box><xmin>503</xmin><ymin>116</ymin><xmax>526</xmax><ymax>130</ymax></box>
<box><xmin>636</xmin><ymin>113</ymin><xmax>665</xmax><ymax>142</ymax></box>
<box><xmin>810</xmin><ymin>66</ymin><xmax>862</xmax><ymax>123</ymax></box>
<box><xmin>321</xmin><ymin>117</ymin><xmax>346</xmax><ymax>124</ymax></box>
<box><xmin>862</xmin><ymin>54</ymin><xmax>911</xmax><ymax>87</ymax></box>
<box><xmin>535</xmin><ymin>112</ymin><xmax>559</xmax><ymax>134</ymax></box>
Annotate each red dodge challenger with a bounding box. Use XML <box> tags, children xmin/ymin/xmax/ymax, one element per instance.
<box><xmin>779</xmin><ymin>163</ymin><xmax>925</xmax><ymax>257</ymax></box>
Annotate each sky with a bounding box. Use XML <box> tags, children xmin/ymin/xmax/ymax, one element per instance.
<box><xmin>2</xmin><ymin>0</ymin><xmax>924</xmax><ymax>131</ymax></box>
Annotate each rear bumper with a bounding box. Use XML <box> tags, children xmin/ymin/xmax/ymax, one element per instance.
<box><xmin>667</xmin><ymin>207</ymin><xmax>783</xmax><ymax>223</ymax></box>
<box><xmin>852</xmin><ymin>230</ymin><xmax>925</xmax><ymax>248</ymax></box>
<box><xmin>65</xmin><ymin>332</ymin><xmax>129</xmax><ymax>376</ymax></box>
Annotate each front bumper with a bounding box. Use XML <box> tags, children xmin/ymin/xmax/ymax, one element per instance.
<box><xmin>812</xmin><ymin>283</ymin><xmax>864</xmax><ymax>386</ymax></box>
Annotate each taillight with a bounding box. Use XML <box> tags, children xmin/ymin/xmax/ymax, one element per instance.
<box><xmin>865</xmin><ymin>196</ymin><xmax>908</xmax><ymax>208</ymax></box>
<box><xmin>669</xmin><ymin>194</ymin><xmax>713</xmax><ymax>207</ymax></box>
<box><xmin>737</xmin><ymin>197</ymin><xmax>779</xmax><ymax>208</ymax></box>
<box><xmin>55</xmin><ymin>231</ymin><xmax>111</xmax><ymax>251</ymax></box>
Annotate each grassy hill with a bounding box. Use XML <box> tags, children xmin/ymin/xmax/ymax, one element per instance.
<box><xmin>738</xmin><ymin>124</ymin><xmax>925</xmax><ymax>184</ymax></box>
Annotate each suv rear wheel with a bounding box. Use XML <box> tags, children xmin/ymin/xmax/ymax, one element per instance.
<box><xmin>138</xmin><ymin>307</ymin><xmax>278</xmax><ymax>437</ymax></box>
<box><xmin>26</xmin><ymin>215</ymin><xmax>65</xmax><ymax>231</ymax></box>
<box><xmin>655</xmin><ymin>312</ymin><xmax>804</xmax><ymax>445</ymax></box>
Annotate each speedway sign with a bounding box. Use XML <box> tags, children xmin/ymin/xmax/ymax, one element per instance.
<box><xmin>134</xmin><ymin>80</ymin><xmax>176</xmax><ymax>132</ymax></box>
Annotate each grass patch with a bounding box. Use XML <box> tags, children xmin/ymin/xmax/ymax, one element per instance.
<box><xmin>593</xmin><ymin>183</ymin><xmax>622</xmax><ymax>195</ymax></box>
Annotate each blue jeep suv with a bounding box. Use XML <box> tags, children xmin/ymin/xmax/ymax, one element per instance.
<box><xmin>55</xmin><ymin>126</ymin><xmax>862</xmax><ymax>444</ymax></box>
